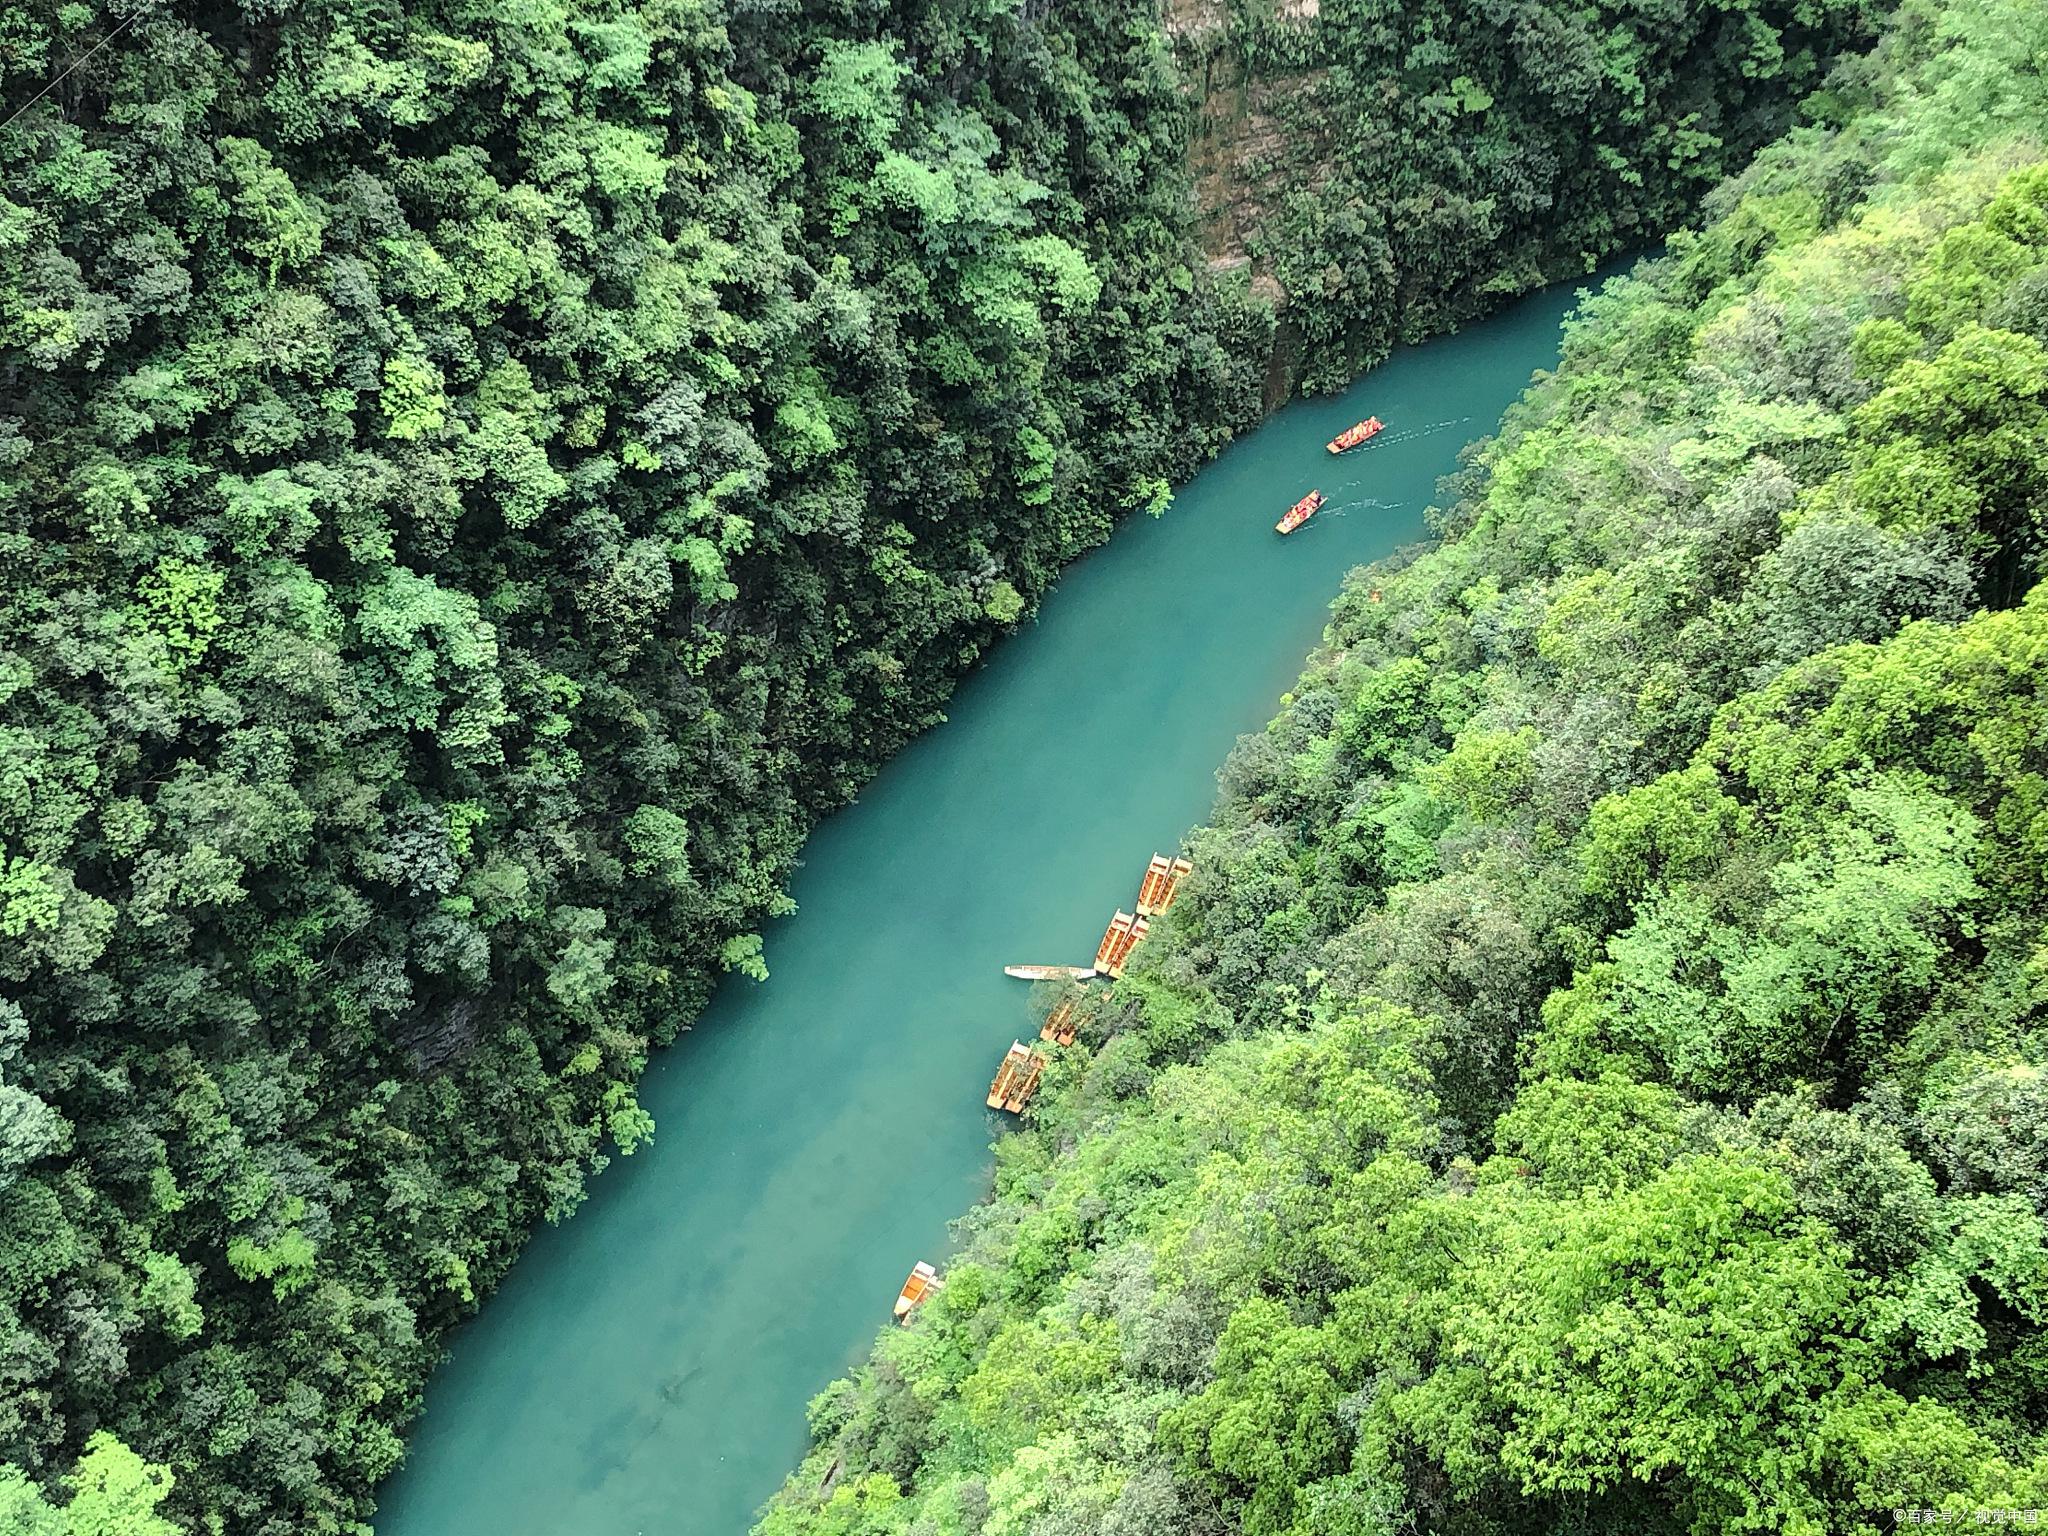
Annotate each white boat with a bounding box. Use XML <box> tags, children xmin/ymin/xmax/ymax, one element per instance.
<box><xmin>1003</xmin><ymin>964</ymin><xmax>1096</xmax><ymax>981</ymax></box>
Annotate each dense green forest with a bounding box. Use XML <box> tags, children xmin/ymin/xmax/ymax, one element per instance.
<box><xmin>0</xmin><ymin>0</ymin><xmax>1879</xmax><ymax>1527</ymax></box>
<box><xmin>757</xmin><ymin>0</ymin><xmax>2048</xmax><ymax>1531</ymax></box>
<box><xmin>1176</xmin><ymin>0</ymin><xmax>1872</xmax><ymax>392</ymax></box>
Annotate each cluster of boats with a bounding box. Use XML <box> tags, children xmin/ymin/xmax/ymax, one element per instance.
<box><xmin>1000</xmin><ymin>854</ymin><xmax>1191</xmax><ymax>993</ymax></box>
<box><xmin>1278</xmin><ymin>414</ymin><xmax>1384</xmax><ymax>535</ymax></box>
<box><xmin>896</xmin><ymin>428</ymin><xmax>1382</xmax><ymax>1322</ymax></box>
<box><xmin>894</xmin><ymin>418</ymin><xmax>1381</xmax><ymax>1320</ymax></box>
<box><xmin>894</xmin><ymin>854</ymin><xmax>1198</xmax><ymax>1323</ymax></box>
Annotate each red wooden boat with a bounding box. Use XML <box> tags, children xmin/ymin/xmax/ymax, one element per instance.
<box><xmin>1327</xmin><ymin>416</ymin><xmax>1384</xmax><ymax>454</ymax></box>
<box><xmin>1276</xmin><ymin>490</ymin><xmax>1325</xmax><ymax>535</ymax></box>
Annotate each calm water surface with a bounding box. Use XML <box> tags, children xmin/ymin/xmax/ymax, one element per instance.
<box><xmin>373</xmin><ymin>276</ymin><xmax>1594</xmax><ymax>1535</ymax></box>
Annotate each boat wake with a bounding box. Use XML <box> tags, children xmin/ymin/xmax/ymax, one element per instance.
<box><xmin>1367</xmin><ymin>415</ymin><xmax>1471</xmax><ymax>449</ymax></box>
<box><xmin>1309</xmin><ymin>496</ymin><xmax>1405</xmax><ymax>524</ymax></box>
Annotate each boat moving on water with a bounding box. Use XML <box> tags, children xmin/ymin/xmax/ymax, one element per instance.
<box><xmin>1276</xmin><ymin>490</ymin><xmax>1326</xmax><ymax>535</ymax></box>
<box><xmin>1326</xmin><ymin>416</ymin><xmax>1385</xmax><ymax>453</ymax></box>
<box><xmin>1003</xmin><ymin>964</ymin><xmax>1096</xmax><ymax>981</ymax></box>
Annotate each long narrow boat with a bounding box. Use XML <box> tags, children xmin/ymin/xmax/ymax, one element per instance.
<box><xmin>894</xmin><ymin>1261</ymin><xmax>943</xmax><ymax>1323</ymax></box>
<box><xmin>1040</xmin><ymin>993</ymin><xmax>1081</xmax><ymax>1046</ymax></box>
<box><xmin>1326</xmin><ymin>415</ymin><xmax>1385</xmax><ymax>454</ymax></box>
<box><xmin>1092</xmin><ymin>910</ymin><xmax>1149</xmax><ymax>978</ymax></box>
<box><xmin>1135</xmin><ymin>853</ymin><xmax>1193</xmax><ymax>916</ymax></box>
<box><xmin>1276</xmin><ymin>489</ymin><xmax>1325</xmax><ymax>536</ymax></box>
<box><xmin>1004</xmin><ymin>1049</ymin><xmax>1046</xmax><ymax>1113</ymax></box>
<box><xmin>987</xmin><ymin>1041</ymin><xmax>1049</xmax><ymax>1113</ymax></box>
<box><xmin>1004</xmin><ymin>964</ymin><xmax>1096</xmax><ymax>981</ymax></box>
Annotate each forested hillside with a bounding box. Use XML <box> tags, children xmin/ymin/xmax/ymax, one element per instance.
<box><xmin>1175</xmin><ymin>0</ymin><xmax>1868</xmax><ymax>392</ymax></box>
<box><xmin>0</xmin><ymin>0</ymin><xmax>1878</xmax><ymax>1527</ymax></box>
<box><xmin>758</xmin><ymin>0</ymin><xmax>2048</xmax><ymax>1530</ymax></box>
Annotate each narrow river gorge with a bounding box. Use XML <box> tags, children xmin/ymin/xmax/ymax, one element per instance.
<box><xmin>372</xmin><ymin>274</ymin><xmax>1597</xmax><ymax>1536</ymax></box>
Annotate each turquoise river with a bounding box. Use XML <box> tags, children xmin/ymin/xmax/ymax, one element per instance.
<box><xmin>373</xmin><ymin>274</ymin><xmax>1596</xmax><ymax>1534</ymax></box>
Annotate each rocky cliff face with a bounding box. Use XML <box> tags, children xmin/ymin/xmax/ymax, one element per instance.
<box><xmin>1167</xmin><ymin>0</ymin><xmax>1326</xmax><ymax>403</ymax></box>
<box><xmin>1162</xmin><ymin>0</ymin><xmax>1881</xmax><ymax>402</ymax></box>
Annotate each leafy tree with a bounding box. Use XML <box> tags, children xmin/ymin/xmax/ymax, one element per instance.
<box><xmin>758</xmin><ymin>10</ymin><xmax>2048</xmax><ymax>1531</ymax></box>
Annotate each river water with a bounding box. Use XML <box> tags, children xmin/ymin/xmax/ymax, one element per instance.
<box><xmin>372</xmin><ymin>275</ymin><xmax>1592</xmax><ymax>1535</ymax></box>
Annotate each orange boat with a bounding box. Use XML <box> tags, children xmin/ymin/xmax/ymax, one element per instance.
<box><xmin>894</xmin><ymin>1261</ymin><xmax>943</xmax><ymax>1323</ymax></box>
<box><xmin>1091</xmin><ymin>910</ymin><xmax>1149</xmax><ymax>978</ymax></box>
<box><xmin>1276</xmin><ymin>490</ymin><xmax>1325</xmax><ymax>536</ymax></box>
<box><xmin>1136</xmin><ymin>854</ymin><xmax>1193</xmax><ymax>916</ymax></box>
<box><xmin>1326</xmin><ymin>416</ymin><xmax>1385</xmax><ymax>454</ymax></box>
<box><xmin>1040</xmin><ymin>993</ymin><xmax>1080</xmax><ymax>1046</ymax></box>
<box><xmin>987</xmin><ymin>1041</ymin><xmax>1048</xmax><ymax>1113</ymax></box>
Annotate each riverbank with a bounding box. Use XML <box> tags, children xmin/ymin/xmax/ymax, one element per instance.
<box><xmin>371</xmin><ymin>277</ymin><xmax>1596</xmax><ymax>1535</ymax></box>
<box><xmin>754</xmin><ymin>5</ymin><xmax>2048</xmax><ymax>1522</ymax></box>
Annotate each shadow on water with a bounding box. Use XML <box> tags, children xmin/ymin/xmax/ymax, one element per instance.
<box><xmin>371</xmin><ymin>271</ymin><xmax>1609</xmax><ymax>1536</ymax></box>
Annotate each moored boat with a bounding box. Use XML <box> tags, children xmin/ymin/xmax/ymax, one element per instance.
<box><xmin>1276</xmin><ymin>490</ymin><xmax>1325</xmax><ymax>535</ymax></box>
<box><xmin>1004</xmin><ymin>964</ymin><xmax>1096</xmax><ymax>981</ymax></box>
<box><xmin>1040</xmin><ymin>993</ymin><xmax>1081</xmax><ymax>1046</ymax></box>
<box><xmin>1135</xmin><ymin>853</ymin><xmax>1193</xmax><ymax>916</ymax></box>
<box><xmin>894</xmin><ymin>1261</ymin><xmax>943</xmax><ymax>1322</ymax></box>
<box><xmin>1091</xmin><ymin>910</ymin><xmax>1149</xmax><ymax>978</ymax></box>
<box><xmin>987</xmin><ymin>1041</ymin><xmax>1049</xmax><ymax>1113</ymax></box>
<box><xmin>1326</xmin><ymin>416</ymin><xmax>1385</xmax><ymax>454</ymax></box>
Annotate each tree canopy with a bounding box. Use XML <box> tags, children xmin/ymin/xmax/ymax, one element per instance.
<box><xmin>0</xmin><ymin>0</ymin><xmax>1886</xmax><ymax>1525</ymax></box>
<box><xmin>760</xmin><ymin>2</ymin><xmax>2048</xmax><ymax>1531</ymax></box>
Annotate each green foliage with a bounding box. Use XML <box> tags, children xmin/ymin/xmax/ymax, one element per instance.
<box><xmin>4</xmin><ymin>0</ymin><xmax>1285</xmax><ymax>1520</ymax></box>
<box><xmin>621</xmin><ymin>805</ymin><xmax>690</xmax><ymax>886</ymax></box>
<box><xmin>1187</xmin><ymin>0</ymin><xmax>1881</xmax><ymax>390</ymax></box>
<box><xmin>56</xmin><ymin>1435</ymin><xmax>182</xmax><ymax>1536</ymax></box>
<box><xmin>720</xmin><ymin>932</ymin><xmax>770</xmax><ymax>983</ymax></box>
<box><xmin>379</xmin><ymin>355</ymin><xmax>448</xmax><ymax>442</ymax></box>
<box><xmin>135</xmin><ymin>1254</ymin><xmax>203</xmax><ymax>1343</ymax></box>
<box><xmin>0</xmin><ymin>0</ymin><xmax>1908</xmax><ymax>1523</ymax></box>
<box><xmin>759</xmin><ymin>7</ymin><xmax>2048</xmax><ymax>1530</ymax></box>
<box><xmin>1582</xmin><ymin>762</ymin><xmax>1756</xmax><ymax>909</ymax></box>
<box><xmin>225</xmin><ymin>1226</ymin><xmax>319</xmax><ymax>1300</ymax></box>
<box><xmin>0</xmin><ymin>1435</ymin><xmax>180</xmax><ymax>1536</ymax></box>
